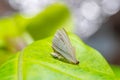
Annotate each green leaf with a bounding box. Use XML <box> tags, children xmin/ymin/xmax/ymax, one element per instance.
<box><xmin>26</xmin><ymin>3</ymin><xmax>71</xmax><ymax>40</ymax></box>
<box><xmin>0</xmin><ymin>50</ymin><xmax>13</xmax><ymax>66</ymax></box>
<box><xmin>0</xmin><ymin>3</ymin><xmax>71</xmax><ymax>41</ymax></box>
<box><xmin>0</xmin><ymin>33</ymin><xmax>116</xmax><ymax>80</ymax></box>
<box><xmin>111</xmin><ymin>65</ymin><xmax>120</xmax><ymax>80</ymax></box>
<box><xmin>0</xmin><ymin>17</ymin><xmax>20</xmax><ymax>39</ymax></box>
<box><xmin>12</xmin><ymin>14</ymin><xmax>29</xmax><ymax>33</ymax></box>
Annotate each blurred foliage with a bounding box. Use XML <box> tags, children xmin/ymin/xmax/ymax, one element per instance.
<box><xmin>0</xmin><ymin>50</ymin><xmax>13</xmax><ymax>66</ymax></box>
<box><xmin>26</xmin><ymin>3</ymin><xmax>71</xmax><ymax>40</ymax></box>
<box><xmin>0</xmin><ymin>3</ymin><xmax>71</xmax><ymax>52</ymax></box>
<box><xmin>0</xmin><ymin>17</ymin><xmax>19</xmax><ymax>39</ymax></box>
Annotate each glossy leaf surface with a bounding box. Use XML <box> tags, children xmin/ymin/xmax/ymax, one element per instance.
<box><xmin>0</xmin><ymin>33</ymin><xmax>116</xmax><ymax>80</ymax></box>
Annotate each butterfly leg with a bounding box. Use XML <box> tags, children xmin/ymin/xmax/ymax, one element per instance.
<box><xmin>51</xmin><ymin>52</ymin><xmax>64</xmax><ymax>59</ymax></box>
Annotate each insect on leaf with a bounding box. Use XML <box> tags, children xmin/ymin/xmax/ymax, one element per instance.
<box><xmin>52</xmin><ymin>28</ymin><xmax>79</xmax><ymax>64</ymax></box>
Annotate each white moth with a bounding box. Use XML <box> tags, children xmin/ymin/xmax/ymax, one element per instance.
<box><xmin>51</xmin><ymin>28</ymin><xmax>79</xmax><ymax>64</ymax></box>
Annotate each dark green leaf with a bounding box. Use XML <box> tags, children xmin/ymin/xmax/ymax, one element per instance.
<box><xmin>26</xmin><ymin>3</ymin><xmax>71</xmax><ymax>40</ymax></box>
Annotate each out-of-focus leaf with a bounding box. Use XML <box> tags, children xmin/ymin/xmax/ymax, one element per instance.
<box><xmin>13</xmin><ymin>14</ymin><xmax>29</xmax><ymax>33</ymax></box>
<box><xmin>0</xmin><ymin>17</ymin><xmax>20</xmax><ymax>39</ymax></box>
<box><xmin>0</xmin><ymin>40</ymin><xmax>5</xmax><ymax>48</ymax></box>
<box><xmin>0</xmin><ymin>3</ymin><xmax>71</xmax><ymax>41</ymax></box>
<box><xmin>0</xmin><ymin>33</ymin><xmax>116</xmax><ymax>80</ymax></box>
<box><xmin>0</xmin><ymin>50</ymin><xmax>13</xmax><ymax>66</ymax></box>
<box><xmin>26</xmin><ymin>3</ymin><xmax>71</xmax><ymax>40</ymax></box>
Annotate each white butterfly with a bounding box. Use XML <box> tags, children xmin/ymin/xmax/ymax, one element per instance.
<box><xmin>51</xmin><ymin>28</ymin><xmax>79</xmax><ymax>64</ymax></box>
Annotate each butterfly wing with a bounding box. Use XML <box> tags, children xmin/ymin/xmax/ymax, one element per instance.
<box><xmin>52</xmin><ymin>28</ymin><xmax>79</xmax><ymax>64</ymax></box>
